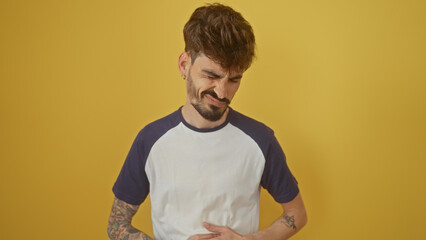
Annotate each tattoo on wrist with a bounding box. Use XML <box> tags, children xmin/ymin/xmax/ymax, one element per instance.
<box><xmin>127</xmin><ymin>227</ymin><xmax>140</xmax><ymax>234</ymax></box>
<box><xmin>281</xmin><ymin>214</ymin><xmax>297</xmax><ymax>230</ymax></box>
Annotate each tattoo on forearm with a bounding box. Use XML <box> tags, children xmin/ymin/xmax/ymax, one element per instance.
<box><xmin>281</xmin><ymin>214</ymin><xmax>297</xmax><ymax>230</ymax></box>
<box><xmin>107</xmin><ymin>197</ymin><xmax>154</xmax><ymax>240</ymax></box>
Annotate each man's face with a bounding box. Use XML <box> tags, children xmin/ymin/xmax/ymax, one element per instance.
<box><xmin>185</xmin><ymin>53</ymin><xmax>243</xmax><ymax>122</ymax></box>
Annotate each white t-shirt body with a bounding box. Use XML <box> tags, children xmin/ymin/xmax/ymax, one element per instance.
<box><xmin>113</xmin><ymin>108</ymin><xmax>299</xmax><ymax>240</ymax></box>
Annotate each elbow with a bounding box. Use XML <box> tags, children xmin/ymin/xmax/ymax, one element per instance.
<box><xmin>108</xmin><ymin>220</ymin><xmax>130</xmax><ymax>240</ymax></box>
<box><xmin>107</xmin><ymin>223</ymin><xmax>114</xmax><ymax>240</ymax></box>
<box><xmin>107</xmin><ymin>221</ymin><xmax>119</xmax><ymax>240</ymax></box>
<box><xmin>299</xmin><ymin>209</ymin><xmax>308</xmax><ymax>230</ymax></box>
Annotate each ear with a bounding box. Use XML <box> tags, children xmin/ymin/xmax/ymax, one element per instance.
<box><xmin>178</xmin><ymin>52</ymin><xmax>191</xmax><ymax>79</ymax></box>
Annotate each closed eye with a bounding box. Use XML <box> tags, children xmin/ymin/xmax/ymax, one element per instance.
<box><xmin>229</xmin><ymin>75</ymin><xmax>242</xmax><ymax>83</ymax></box>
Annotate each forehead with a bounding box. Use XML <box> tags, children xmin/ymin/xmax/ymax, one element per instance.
<box><xmin>191</xmin><ymin>53</ymin><xmax>243</xmax><ymax>76</ymax></box>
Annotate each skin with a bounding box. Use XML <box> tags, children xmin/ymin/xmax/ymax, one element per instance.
<box><xmin>107</xmin><ymin>52</ymin><xmax>307</xmax><ymax>240</ymax></box>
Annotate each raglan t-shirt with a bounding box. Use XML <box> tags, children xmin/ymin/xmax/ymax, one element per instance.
<box><xmin>112</xmin><ymin>107</ymin><xmax>299</xmax><ymax>240</ymax></box>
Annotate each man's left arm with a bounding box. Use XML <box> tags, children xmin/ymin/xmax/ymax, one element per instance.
<box><xmin>195</xmin><ymin>193</ymin><xmax>307</xmax><ymax>240</ymax></box>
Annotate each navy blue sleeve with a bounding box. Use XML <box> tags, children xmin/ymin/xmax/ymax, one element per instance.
<box><xmin>261</xmin><ymin>134</ymin><xmax>299</xmax><ymax>203</ymax></box>
<box><xmin>228</xmin><ymin>109</ymin><xmax>299</xmax><ymax>204</ymax></box>
<box><xmin>112</xmin><ymin>130</ymin><xmax>150</xmax><ymax>205</ymax></box>
<box><xmin>112</xmin><ymin>109</ymin><xmax>182</xmax><ymax>205</ymax></box>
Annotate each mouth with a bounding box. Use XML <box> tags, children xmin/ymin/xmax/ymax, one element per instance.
<box><xmin>204</xmin><ymin>94</ymin><xmax>228</xmax><ymax>107</ymax></box>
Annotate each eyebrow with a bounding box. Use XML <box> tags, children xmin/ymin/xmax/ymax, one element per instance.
<box><xmin>202</xmin><ymin>70</ymin><xmax>222</xmax><ymax>78</ymax></box>
<box><xmin>201</xmin><ymin>70</ymin><xmax>242</xmax><ymax>80</ymax></box>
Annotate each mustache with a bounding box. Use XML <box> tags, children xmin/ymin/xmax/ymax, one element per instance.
<box><xmin>201</xmin><ymin>90</ymin><xmax>230</xmax><ymax>104</ymax></box>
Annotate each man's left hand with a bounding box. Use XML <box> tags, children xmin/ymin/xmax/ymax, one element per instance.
<box><xmin>202</xmin><ymin>222</ymin><xmax>246</xmax><ymax>240</ymax></box>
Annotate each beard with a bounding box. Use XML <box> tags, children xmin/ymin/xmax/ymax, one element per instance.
<box><xmin>187</xmin><ymin>73</ymin><xmax>230</xmax><ymax>122</ymax></box>
<box><xmin>192</xmin><ymin>99</ymin><xmax>226</xmax><ymax>122</ymax></box>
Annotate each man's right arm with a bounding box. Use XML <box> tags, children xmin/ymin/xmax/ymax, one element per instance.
<box><xmin>107</xmin><ymin>197</ymin><xmax>153</xmax><ymax>240</ymax></box>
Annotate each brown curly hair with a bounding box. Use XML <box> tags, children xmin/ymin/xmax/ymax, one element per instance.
<box><xmin>183</xmin><ymin>3</ymin><xmax>256</xmax><ymax>72</ymax></box>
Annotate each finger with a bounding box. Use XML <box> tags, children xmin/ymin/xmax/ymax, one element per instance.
<box><xmin>203</xmin><ymin>222</ymin><xmax>224</xmax><ymax>232</ymax></box>
<box><xmin>188</xmin><ymin>233</ymin><xmax>216</xmax><ymax>240</ymax></box>
<box><xmin>196</xmin><ymin>233</ymin><xmax>219</xmax><ymax>239</ymax></box>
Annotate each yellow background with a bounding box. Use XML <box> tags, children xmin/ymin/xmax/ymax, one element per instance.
<box><xmin>1</xmin><ymin>0</ymin><xmax>425</xmax><ymax>239</ymax></box>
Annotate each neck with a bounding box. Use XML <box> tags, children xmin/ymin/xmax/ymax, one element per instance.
<box><xmin>181</xmin><ymin>102</ymin><xmax>229</xmax><ymax>129</ymax></box>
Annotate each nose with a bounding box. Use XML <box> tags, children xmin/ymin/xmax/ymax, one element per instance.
<box><xmin>213</xmin><ymin>79</ymin><xmax>227</xmax><ymax>100</ymax></box>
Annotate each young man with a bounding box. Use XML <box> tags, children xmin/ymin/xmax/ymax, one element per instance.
<box><xmin>108</xmin><ymin>3</ymin><xmax>307</xmax><ymax>240</ymax></box>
